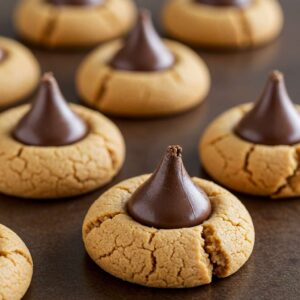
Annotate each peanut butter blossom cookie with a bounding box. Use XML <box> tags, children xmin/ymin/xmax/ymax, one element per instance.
<box><xmin>0</xmin><ymin>73</ymin><xmax>125</xmax><ymax>199</ymax></box>
<box><xmin>0</xmin><ymin>224</ymin><xmax>33</xmax><ymax>300</ymax></box>
<box><xmin>83</xmin><ymin>145</ymin><xmax>254</xmax><ymax>288</ymax></box>
<box><xmin>163</xmin><ymin>0</ymin><xmax>283</xmax><ymax>49</ymax></box>
<box><xmin>77</xmin><ymin>10</ymin><xmax>210</xmax><ymax>117</ymax></box>
<box><xmin>0</xmin><ymin>36</ymin><xmax>40</xmax><ymax>107</ymax></box>
<box><xmin>200</xmin><ymin>70</ymin><xmax>300</xmax><ymax>198</ymax></box>
<box><xmin>14</xmin><ymin>0</ymin><xmax>136</xmax><ymax>48</ymax></box>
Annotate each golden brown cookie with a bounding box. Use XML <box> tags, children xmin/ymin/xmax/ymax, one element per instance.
<box><xmin>77</xmin><ymin>39</ymin><xmax>210</xmax><ymax>117</ymax></box>
<box><xmin>82</xmin><ymin>175</ymin><xmax>254</xmax><ymax>288</ymax></box>
<box><xmin>200</xmin><ymin>71</ymin><xmax>300</xmax><ymax>198</ymax></box>
<box><xmin>0</xmin><ymin>37</ymin><xmax>40</xmax><ymax>107</ymax></box>
<box><xmin>0</xmin><ymin>104</ymin><xmax>125</xmax><ymax>198</ymax></box>
<box><xmin>0</xmin><ymin>224</ymin><xmax>33</xmax><ymax>300</ymax></box>
<box><xmin>14</xmin><ymin>0</ymin><xmax>136</xmax><ymax>48</ymax></box>
<box><xmin>163</xmin><ymin>0</ymin><xmax>283</xmax><ymax>49</ymax></box>
<box><xmin>200</xmin><ymin>103</ymin><xmax>300</xmax><ymax>198</ymax></box>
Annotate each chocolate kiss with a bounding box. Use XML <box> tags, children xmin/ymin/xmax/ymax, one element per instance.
<box><xmin>196</xmin><ymin>0</ymin><xmax>251</xmax><ymax>7</ymax></box>
<box><xmin>127</xmin><ymin>145</ymin><xmax>212</xmax><ymax>229</ymax></box>
<box><xmin>13</xmin><ymin>73</ymin><xmax>89</xmax><ymax>146</ymax></box>
<box><xmin>235</xmin><ymin>71</ymin><xmax>300</xmax><ymax>145</ymax></box>
<box><xmin>48</xmin><ymin>0</ymin><xmax>103</xmax><ymax>6</ymax></box>
<box><xmin>110</xmin><ymin>9</ymin><xmax>175</xmax><ymax>72</ymax></box>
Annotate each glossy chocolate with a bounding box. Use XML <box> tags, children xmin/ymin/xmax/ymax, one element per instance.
<box><xmin>48</xmin><ymin>0</ymin><xmax>103</xmax><ymax>6</ymax></box>
<box><xmin>196</xmin><ymin>0</ymin><xmax>251</xmax><ymax>7</ymax></box>
<box><xmin>13</xmin><ymin>73</ymin><xmax>89</xmax><ymax>146</ymax></box>
<box><xmin>127</xmin><ymin>145</ymin><xmax>211</xmax><ymax>229</ymax></box>
<box><xmin>110</xmin><ymin>9</ymin><xmax>175</xmax><ymax>72</ymax></box>
<box><xmin>0</xmin><ymin>48</ymin><xmax>6</xmax><ymax>62</ymax></box>
<box><xmin>235</xmin><ymin>71</ymin><xmax>300</xmax><ymax>145</ymax></box>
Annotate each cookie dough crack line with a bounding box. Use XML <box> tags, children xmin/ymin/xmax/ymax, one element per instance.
<box><xmin>238</xmin><ymin>9</ymin><xmax>253</xmax><ymax>47</ymax></box>
<box><xmin>0</xmin><ymin>249</ymin><xmax>32</xmax><ymax>266</ymax></box>
<box><xmin>41</xmin><ymin>9</ymin><xmax>59</xmax><ymax>45</ymax></box>
<box><xmin>243</xmin><ymin>144</ymin><xmax>258</xmax><ymax>187</ymax></box>
<box><xmin>94</xmin><ymin>70</ymin><xmax>113</xmax><ymax>107</ymax></box>
<box><xmin>91</xmin><ymin>131</ymin><xmax>121</xmax><ymax>172</ymax></box>
<box><xmin>201</xmin><ymin>225</ymin><xmax>229</xmax><ymax>277</ymax></box>
<box><xmin>84</xmin><ymin>212</ymin><xmax>124</xmax><ymax>237</ymax></box>
<box><xmin>97</xmin><ymin>4</ymin><xmax>123</xmax><ymax>30</ymax></box>
<box><xmin>271</xmin><ymin>149</ymin><xmax>300</xmax><ymax>197</ymax></box>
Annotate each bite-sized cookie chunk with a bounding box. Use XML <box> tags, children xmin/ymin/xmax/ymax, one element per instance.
<box><xmin>77</xmin><ymin>9</ymin><xmax>210</xmax><ymax>117</ymax></box>
<box><xmin>14</xmin><ymin>0</ymin><xmax>136</xmax><ymax>48</ymax></box>
<box><xmin>0</xmin><ymin>73</ymin><xmax>125</xmax><ymax>199</ymax></box>
<box><xmin>0</xmin><ymin>37</ymin><xmax>40</xmax><ymax>107</ymax></box>
<box><xmin>200</xmin><ymin>70</ymin><xmax>300</xmax><ymax>198</ymax></box>
<box><xmin>163</xmin><ymin>0</ymin><xmax>283</xmax><ymax>49</ymax></box>
<box><xmin>83</xmin><ymin>145</ymin><xmax>254</xmax><ymax>288</ymax></box>
<box><xmin>0</xmin><ymin>224</ymin><xmax>33</xmax><ymax>300</ymax></box>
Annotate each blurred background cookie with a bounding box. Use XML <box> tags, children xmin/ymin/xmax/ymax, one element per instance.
<box><xmin>163</xmin><ymin>0</ymin><xmax>283</xmax><ymax>49</ymax></box>
<box><xmin>14</xmin><ymin>0</ymin><xmax>137</xmax><ymax>48</ymax></box>
<box><xmin>77</xmin><ymin>9</ymin><xmax>210</xmax><ymax>117</ymax></box>
<box><xmin>0</xmin><ymin>36</ymin><xmax>40</xmax><ymax>107</ymax></box>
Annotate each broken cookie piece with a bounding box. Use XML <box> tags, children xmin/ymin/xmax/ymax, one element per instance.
<box><xmin>163</xmin><ymin>0</ymin><xmax>283</xmax><ymax>49</ymax></box>
<box><xmin>0</xmin><ymin>224</ymin><xmax>33</xmax><ymax>300</ymax></box>
<box><xmin>82</xmin><ymin>145</ymin><xmax>254</xmax><ymax>288</ymax></box>
<box><xmin>200</xmin><ymin>70</ymin><xmax>300</xmax><ymax>198</ymax></box>
<box><xmin>0</xmin><ymin>73</ymin><xmax>125</xmax><ymax>199</ymax></box>
<box><xmin>14</xmin><ymin>0</ymin><xmax>136</xmax><ymax>48</ymax></box>
<box><xmin>76</xmin><ymin>9</ymin><xmax>210</xmax><ymax>117</ymax></box>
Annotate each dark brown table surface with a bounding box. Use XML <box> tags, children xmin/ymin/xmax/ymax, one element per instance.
<box><xmin>1</xmin><ymin>1</ymin><xmax>299</xmax><ymax>299</ymax></box>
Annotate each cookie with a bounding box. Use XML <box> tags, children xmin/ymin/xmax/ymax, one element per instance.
<box><xmin>0</xmin><ymin>73</ymin><xmax>125</xmax><ymax>199</ymax></box>
<box><xmin>163</xmin><ymin>0</ymin><xmax>283</xmax><ymax>49</ymax></box>
<box><xmin>200</xmin><ymin>71</ymin><xmax>300</xmax><ymax>198</ymax></box>
<box><xmin>77</xmin><ymin>10</ymin><xmax>210</xmax><ymax>117</ymax></box>
<box><xmin>14</xmin><ymin>0</ymin><xmax>136</xmax><ymax>48</ymax></box>
<box><xmin>83</xmin><ymin>146</ymin><xmax>254</xmax><ymax>288</ymax></box>
<box><xmin>0</xmin><ymin>224</ymin><xmax>33</xmax><ymax>300</ymax></box>
<box><xmin>0</xmin><ymin>36</ymin><xmax>40</xmax><ymax>107</ymax></box>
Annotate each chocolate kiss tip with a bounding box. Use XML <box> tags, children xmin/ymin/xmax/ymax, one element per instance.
<box><xmin>127</xmin><ymin>145</ymin><xmax>212</xmax><ymax>229</ymax></box>
<box><xmin>110</xmin><ymin>8</ymin><xmax>175</xmax><ymax>72</ymax></box>
<box><xmin>270</xmin><ymin>70</ymin><xmax>283</xmax><ymax>82</ymax></box>
<box><xmin>235</xmin><ymin>71</ymin><xmax>300</xmax><ymax>145</ymax></box>
<box><xmin>13</xmin><ymin>72</ymin><xmax>89</xmax><ymax>147</ymax></box>
<box><xmin>167</xmin><ymin>145</ymin><xmax>182</xmax><ymax>157</ymax></box>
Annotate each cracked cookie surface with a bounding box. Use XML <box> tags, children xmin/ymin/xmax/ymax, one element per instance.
<box><xmin>14</xmin><ymin>0</ymin><xmax>136</xmax><ymax>48</ymax></box>
<box><xmin>0</xmin><ymin>224</ymin><xmax>33</xmax><ymax>300</ymax></box>
<box><xmin>77</xmin><ymin>39</ymin><xmax>210</xmax><ymax>117</ymax></box>
<box><xmin>0</xmin><ymin>104</ymin><xmax>125</xmax><ymax>199</ymax></box>
<box><xmin>163</xmin><ymin>0</ymin><xmax>283</xmax><ymax>49</ymax></box>
<box><xmin>0</xmin><ymin>37</ymin><xmax>40</xmax><ymax>107</ymax></box>
<box><xmin>82</xmin><ymin>175</ymin><xmax>254</xmax><ymax>288</ymax></box>
<box><xmin>200</xmin><ymin>104</ymin><xmax>300</xmax><ymax>198</ymax></box>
